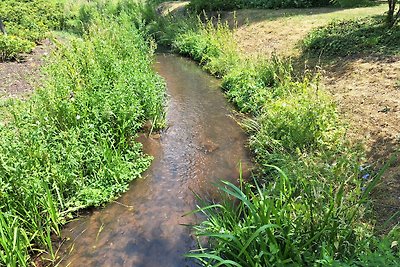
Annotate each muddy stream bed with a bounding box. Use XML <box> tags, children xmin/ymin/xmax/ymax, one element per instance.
<box><xmin>58</xmin><ymin>54</ymin><xmax>251</xmax><ymax>266</ymax></box>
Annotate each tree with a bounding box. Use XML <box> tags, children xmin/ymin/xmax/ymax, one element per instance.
<box><xmin>0</xmin><ymin>18</ymin><xmax>6</xmax><ymax>35</ymax></box>
<box><xmin>388</xmin><ymin>0</ymin><xmax>400</xmax><ymax>27</ymax></box>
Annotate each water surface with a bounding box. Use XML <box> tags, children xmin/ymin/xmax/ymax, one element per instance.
<box><xmin>59</xmin><ymin>54</ymin><xmax>251</xmax><ymax>266</ymax></box>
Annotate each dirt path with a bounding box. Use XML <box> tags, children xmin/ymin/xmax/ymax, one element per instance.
<box><xmin>0</xmin><ymin>39</ymin><xmax>52</xmax><ymax>98</ymax></box>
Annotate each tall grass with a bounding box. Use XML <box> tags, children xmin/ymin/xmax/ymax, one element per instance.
<box><xmin>189</xmin><ymin>169</ymin><xmax>400</xmax><ymax>266</ymax></box>
<box><xmin>0</xmin><ymin>3</ymin><xmax>165</xmax><ymax>266</ymax></box>
<box><xmin>173</xmin><ymin>16</ymin><xmax>240</xmax><ymax>77</ymax></box>
<box><xmin>154</xmin><ymin>10</ymin><xmax>400</xmax><ymax>266</ymax></box>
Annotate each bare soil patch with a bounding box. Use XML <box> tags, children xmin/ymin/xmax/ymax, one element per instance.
<box><xmin>0</xmin><ymin>39</ymin><xmax>52</xmax><ymax>99</ymax></box>
<box><xmin>322</xmin><ymin>55</ymin><xmax>400</xmax><ymax>229</ymax></box>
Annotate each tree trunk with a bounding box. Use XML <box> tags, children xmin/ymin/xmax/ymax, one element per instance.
<box><xmin>387</xmin><ymin>0</ymin><xmax>400</xmax><ymax>27</ymax></box>
<box><xmin>0</xmin><ymin>18</ymin><xmax>6</xmax><ymax>35</ymax></box>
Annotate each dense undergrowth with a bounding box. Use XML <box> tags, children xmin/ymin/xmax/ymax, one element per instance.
<box><xmin>150</xmin><ymin>10</ymin><xmax>400</xmax><ymax>266</ymax></box>
<box><xmin>0</xmin><ymin>1</ymin><xmax>165</xmax><ymax>266</ymax></box>
<box><xmin>0</xmin><ymin>0</ymin><xmax>63</xmax><ymax>61</ymax></box>
<box><xmin>303</xmin><ymin>15</ymin><xmax>400</xmax><ymax>57</ymax></box>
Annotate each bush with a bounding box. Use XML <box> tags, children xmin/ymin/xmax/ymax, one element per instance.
<box><xmin>189</xmin><ymin>0</ymin><xmax>241</xmax><ymax>11</ymax></box>
<box><xmin>331</xmin><ymin>0</ymin><xmax>375</xmax><ymax>8</ymax></box>
<box><xmin>0</xmin><ymin>34</ymin><xmax>35</xmax><ymax>61</ymax></box>
<box><xmin>62</xmin><ymin>0</ymin><xmax>159</xmax><ymax>36</ymax></box>
<box><xmin>0</xmin><ymin>0</ymin><xmax>63</xmax><ymax>61</ymax></box>
<box><xmin>249</xmin><ymin>90</ymin><xmax>341</xmax><ymax>156</ymax></box>
<box><xmin>222</xmin><ymin>56</ymin><xmax>294</xmax><ymax>114</ymax></box>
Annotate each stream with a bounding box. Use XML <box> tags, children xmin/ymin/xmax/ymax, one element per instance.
<box><xmin>58</xmin><ymin>54</ymin><xmax>251</xmax><ymax>266</ymax></box>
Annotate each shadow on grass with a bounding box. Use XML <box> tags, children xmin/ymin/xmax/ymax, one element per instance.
<box><xmin>301</xmin><ymin>15</ymin><xmax>400</xmax><ymax>58</ymax></box>
<box><xmin>218</xmin><ymin>7</ymin><xmax>346</xmax><ymax>27</ymax></box>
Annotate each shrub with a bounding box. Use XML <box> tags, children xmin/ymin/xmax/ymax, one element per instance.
<box><xmin>249</xmin><ymin>90</ymin><xmax>341</xmax><ymax>156</ymax></box>
<box><xmin>0</xmin><ymin>34</ymin><xmax>35</xmax><ymax>61</ymax></box>
<box><xmin>0</xmin><ymin>0</ymin><xmax>64</xmax><ymax>61</ymax></box>
<box><xmin>222</xmin><ymin>56</ymin><xmax>294</xmax><ymax>114</ymax></box>
<box><xmin>189</xmin><ymin>0</ymin><xmax>241</xmax><ymax>11</ymax></box>
<box><xmin>331</xmin><ymin>0</ymin><xmax>375</xmax><ymax>8</ymax></box>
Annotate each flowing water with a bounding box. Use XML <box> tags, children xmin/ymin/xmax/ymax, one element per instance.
<box><xmin>58</xmin><ymin>54</ymin><xmax>252</xmax><ymax>266</ymax></box>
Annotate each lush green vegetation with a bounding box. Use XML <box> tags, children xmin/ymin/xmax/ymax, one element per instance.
<box><xmin>303</xmin><ymin>16</ymin><xmax>400</xmax><ymax>57</ymax></box>
<box><xmin>188</xmin><ymin>0</ymin><xmax>374</xmax><ymax>11</ymax></box>
<box><xmin>152</xmin><ymin>13</ymin><xmax>400</xmax><ymax>266</ymax></box>
<box><xmin>1</xmin><ymin>0</ymin><xmax>399</xmax><ymax>266</ymax></box>
<box><xmin>0</xmin><ymin>0</ymin><xmax>63</xmax><ymax>60</ymax></box>
<box><xmin>0</xmin><ymin>1</ymin><xmax>166</xmax><ymax>265</ymax></box>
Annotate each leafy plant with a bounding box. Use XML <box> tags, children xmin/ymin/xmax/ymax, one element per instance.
<box><xmin>188</xmin><ymin>165</ymin><xmax>375</xmax><ymax>266</ymax></box>
<box><xmin>0</xmin><ymin>0</ymin><xmax>64</xmax><ymax>61</ymax></box>
<box><xmin>0</xmin><ymin>34</ymin><xmax>34</xmax><ymax>60</ymax></box>
<box><xmin>173</xmin><ymin>16</ymin><xmax>240</xmax><ymax>77</ymax></box>
<box><xmin>188</xmin><ymin>0</ymin><xmax>333</xmax><ymax>12</ymax></box>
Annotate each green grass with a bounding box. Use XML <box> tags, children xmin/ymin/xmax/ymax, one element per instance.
<box><xmin>188</xmin><ymin>169</ymin><xmax>400</xmax><ymax>266</ymax></box>
<box><xmin>302</xmin><ymin>16</ymin><xmax>400</xmax><ymax>57</ymax></box>
<box><xmin>0</xmin><ymin>2</ymin><xmax>166</xmax><ymax>265</ymax></box>
<box><xmin>188</xmin><ymin>0</ymin><xmax>334</xmax><ymax>12</ymax></box>
<box><xmin>173</xmin><ymin>16</ymin><xmax>240</xmax><ymax>77</ymax></box>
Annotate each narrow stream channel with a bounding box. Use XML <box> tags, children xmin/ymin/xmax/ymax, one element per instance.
<box><xmin>58</xmin><ymin>54</ymin><xmax>252</xmax><ymax>266</ymax></box>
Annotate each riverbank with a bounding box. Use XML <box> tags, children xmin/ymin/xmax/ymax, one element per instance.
<box><xmin>0</xmin><ymin>2</ymin><xmax>166</xmax><ymax>265</ymax></box>
<box><xmin>153</xmin><ymin>2</ymin><xmax>400</xmax><ymax>265</ymax></box>
<box><xmin>222</xmin><ymin>4</ymin><xmax>400</xmax><ymax>230</ymax></box>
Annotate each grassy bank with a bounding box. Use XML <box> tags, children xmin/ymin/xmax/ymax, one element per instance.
<box><xmin>152</xmin><ymin>10</ymin><xmax>400</xmax><ymax>266</ymax></box>
<box><xmin>0</xmin><ymin>1</ymin><xmax>165</xmax><ymax>265</ymax></box>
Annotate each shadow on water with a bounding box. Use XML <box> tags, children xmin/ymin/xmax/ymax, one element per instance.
<box><xmin>57</xmin><ymin>54</ymin><xmax>252</xmax><ymax>266</ymax></box>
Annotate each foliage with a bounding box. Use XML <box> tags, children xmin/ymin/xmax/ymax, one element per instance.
<box><xmin>0</xmin><ymin>34</ymin><xmax>34</xmax><ymax>60</ymax></box>
<box><xmin>173</xmin><ymin>17</ymin><xmax>240</xmax><ymax>76</ymax></box>
<box><xmin>0</xmin><ymin>13</ymin><xmax>165</xmax><ymax>267</ymax></box>
<box><xmin>188</xmin><ymin>167</ymin><xmax>378</xmax><ymax>266</ymax></box>
<box><xmin>188</xmin><ymin>0</ymin><xmax>333</xmax><ymax>12</ymax></box>
<box><xmin>302</xmin><ymin>16</ymin><xmax>400</xmax><ymax>57</ymax></box>
<box><xmin>331</xmin><ymin>0</ymin><xmax>375</xmax><ymax>8</ymax></box>
<box><xmin>189</xmin><ymin>0</ymin><xmax>241</xmax><ymax>11</ymax></box>
<box><xmin>248</xmin><ymin>90</ymin><xmax>341</xmax><ymax>156</ymax></box>
<box><xmin>0</xmin><ymin>0</ymin><xmax>64</xmax><ymax>60</ymax></box>
<box><xmin>222</xmin><ymin>57</ymin><xmax>294</xmax><ymax>114</ymax></box>
<box><xmin>61</xmin><ymin>0</ymin><xmax>157</xmax><ymax>35</ymax></box>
